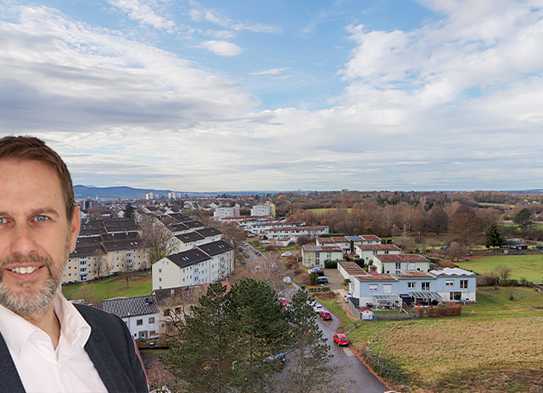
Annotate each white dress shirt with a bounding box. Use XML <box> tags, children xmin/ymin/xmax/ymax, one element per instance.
<box><xmin>0</xmin><ymin>293</ymin><xmax>108</xmax><ymax>393</ymax></box>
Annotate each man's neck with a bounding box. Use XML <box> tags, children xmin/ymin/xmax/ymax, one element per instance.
<box><xmin>23</xmin><ymin>304</ymin><xmax>61</xmax><ymax>349</ymax></box>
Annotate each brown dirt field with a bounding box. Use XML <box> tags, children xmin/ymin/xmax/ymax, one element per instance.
<box><xmin>375</xmin><ymin>317</ymin><xmax>543</xmax><ymax>392</ymax></box>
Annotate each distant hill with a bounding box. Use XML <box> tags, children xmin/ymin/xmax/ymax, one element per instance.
<box><xmin>508</xmin><ymin>189</ymin><xmax>543</xmax><ymax>195</ymax></box>
<box><xmin>74</xmin><ymin>185</ymin><xmax>278</xmax><ymax>200</ymax></box>
<box><xmin>74</xmin><ymin>185</ymin><xmax>173</xmax><ymax>199</ymax></box>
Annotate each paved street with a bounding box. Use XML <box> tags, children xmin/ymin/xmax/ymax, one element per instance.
<box><xmin>318</xmin><ymin>317</ymin><xmax>385</xmax><ymax>393</ymax></box>
<box><xmin>243</xmin><ymin>241</ymin><xmax>385</xmax><ymax>393</ymax></box>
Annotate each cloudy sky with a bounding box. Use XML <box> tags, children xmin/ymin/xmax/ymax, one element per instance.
<box><xmin>1</xmin><ymin>0</ymin><xmax>542</xmax><ymax>191</ymax></box>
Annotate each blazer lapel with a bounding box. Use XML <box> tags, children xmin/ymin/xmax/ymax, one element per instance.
<box><xmin>0</xmin><ymin>334</ymin><xmax>26</xmax><ymax>393</ymax></box>
<box><xmin>84</xmin><ymin>328</ymin><xmax>120</xmax><ymax>393</ymax></box>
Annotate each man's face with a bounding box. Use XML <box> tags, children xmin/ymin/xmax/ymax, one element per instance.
<box><xmin>0</xmin><ymin>159</ymin><xmax>80</xmax><ymax>317</ymax></box>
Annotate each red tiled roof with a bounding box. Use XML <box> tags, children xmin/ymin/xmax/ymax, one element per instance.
<box><xmin>375</xmin><ymin>254</ymin><xmax>429</xmax><ymax>263</ymax></box>
<box><xmin>360</xmin><ymin>235</ymin><xmax>381</xmax><ymax>241</ymax></box>
<box><xmin>338</xmin><ymin>262</ymin><xmax>365</xmax><ymax>275</ymax></box>
<box><xmin>358</xmin><ymin>244</ymin><xmax>401</xmax><ymax>251</ymax></box>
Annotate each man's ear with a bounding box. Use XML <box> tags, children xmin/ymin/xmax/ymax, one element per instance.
<box><xmin>69</xmin><ymin>205</ymin><xmax>81</xmax><ymax>253</ymax></box>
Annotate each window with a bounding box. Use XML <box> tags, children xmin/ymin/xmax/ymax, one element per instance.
<box><xmin>368</xmin><ymin>285</ymin><xmax>378</xmax><ymax>291</ymax></box>
<box><xmin>460</xmin><ymin>280</ymin><xmax>468</xmax><ymax>289</ymax></box>
<box><xmin>136</xmin><ymin>319</ymin><xmax>143</xmax><ymax>326</ymax></box>
<box><xmin>422</xmin><ymin>282</ymin><xmax>430</xmax><ymax>291</ymax></box>
<box><xmin>148</xmin><ymin>317</ymin><xmax>155</xmax><ymax>324</ymax></box>
<box><xmin>445</xmin><ymin>280</ymin><xmax>454</xmax><ymax>287</ymax></box>
<box><xmin>395</xmin><ymin>262</ymin><xmax>401</xmax><ymax>270</ymax></box>
<box><xmin>407</xmin><ymin>282</ymin><xmax>416</xmax><ymax>288</ymax></box>
<box><xmin>383</xmin><ymin>284</ymin><xmax>392</xmax><ymax>293</ymax></box>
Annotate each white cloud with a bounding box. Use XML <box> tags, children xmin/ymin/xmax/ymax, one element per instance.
<box><xmin>0</xmin><ymin>5</ymin><xmax>253</xmax><ymax>132</ymax></box>
<box><xmin>250</xmin><ymin>68</ymin><xmax>288</xmax><ymax>77</ymax></box>
<box><xmin>199</xmin><ymin>40</ymin><xmax>241</xmax><ymax>56</ymax></box>
<box><xmin>188</xmin><ymin>0</ymin><xmax>279</xmax><ymax>33</ymax></box>
<box><xmin>1</xmin><ymin>1</ymin><xmax>543</xmax><ymax>191</ymax></box>
<box><xmin>108</xmin><ymin>0</ymin><xmax>176</xmax><ymax>31</ymax></box>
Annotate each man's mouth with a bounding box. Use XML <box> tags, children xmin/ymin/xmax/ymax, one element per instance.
<box><xmin>8</xmin><ymin>266</ymin><xmax>42</xmax><ymax>275</ymax></box>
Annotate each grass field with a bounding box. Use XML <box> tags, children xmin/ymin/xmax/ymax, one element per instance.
<box><xmin>459</xmin><ymin>255</ymin><xmax>543</xmax><ymax>283</ymax></box>
<box><xmin>347</xmin><ymin>287</ymin><xmax>543</xmax><ymax>392</ymax></box>
<box><xmin>307</xmin><ymin>208</ymin><xmax>352</xmax><ymax>216</ymax></box>
<box><xmin>62</xmin><ymin>272</ymin><xmax>152</xmax><ymax>303</ymax></box>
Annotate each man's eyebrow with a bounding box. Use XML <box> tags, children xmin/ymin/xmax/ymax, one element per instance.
<box><xmin>30</xmin><ymin>208</ymin><xmax>61</xmax><ymax>217</ymax></box>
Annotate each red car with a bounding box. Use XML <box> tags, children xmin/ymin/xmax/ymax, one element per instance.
<box><xmin>319</xmin><ymin>310</ymin><xmax>332</xmax><ymax>321</ymax></box>
<box><xmin>278</xmin><ymin>297</ymin><xmax>289</xmax><ymax>308</ymax></box>
<box><xmin>333</xmin><ymin>333</ymin><xmax>350</xmax><ymax>346</ymax></box>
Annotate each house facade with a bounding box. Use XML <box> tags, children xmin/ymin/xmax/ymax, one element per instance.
<box><xmin>373</xmin><ymin>254</ymin><xmax>431</xmax><ymax>275</ymax></box>
<box><xmin>98</xmin><ymin>295</ymin><xmax>160</xmax><ymax>340</ymax></box>
<box><xmin>301</xmin><ymin>245</ymin><xmax>344</xmax><ymax>268</ymax></box>
<box><xmin>355</xmin><ymin>244</ymin><xmax>402</xmax><ymax>265</ymax></box>
<box><xmin>152</xmin><ymin>240</ymin><xmax>234</xmax><ymax>291</ymax></box>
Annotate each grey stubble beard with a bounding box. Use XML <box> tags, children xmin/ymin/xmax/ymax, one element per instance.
<box><xmin>0</xmin><ymin>253</ymin><xmax>63</xmax><ymax>317</ymax></box>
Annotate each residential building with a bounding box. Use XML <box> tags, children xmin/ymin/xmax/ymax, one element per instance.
<box><xmin>263</xmin><ymin>225</ymin><xmax>329</xmax><ymax>240</ymax></box>
<box><xmin>250</xmin><ymin>201</ymin><xmax>276</xmax><ymax>217</ymax></box>
<box><xmin>355</xmin><ymin>244</ymin><xmax>402</xmax><ymax>265</ymax></box>
<box><xmin>316</xmin><ymin>236</ymin><xmax>351</xmax><ymax>251</ymax></box>
<box><xmin>102</xmin><ymin>239</ymin><xmax>147</xmax><ymax>274</ymax></box>
<box><xmin>98</xmin><ymin>295</ymin><xmax>160</xmax><ymax>340</ymax></box>
<box><xmin>301</xmin><ymin>244</ymin><xmax>344</xmax><ymax>268</ymax></box>
<box><xmin>63</xmin><ymin>243</ymin><xmax>105</xmax><ymax>284</ymax></box>
<box><xmin>429</xmin><ymin>268</ymin><xmax>477</xmax><ymax>302</ymax></box>
<box><xmin>213</xmin><ymin>204</ymin><xmax>240</xmax><ymax>219</ymax></box>
<box><xmin>372</xmin><ymin>254</ymin><xmax>430</xmax><ymax>275</ymax></box>
<box><xmin>152</xmin><ymin>240</ymin><xmax>234</xmax><ymax>290</ymax></box>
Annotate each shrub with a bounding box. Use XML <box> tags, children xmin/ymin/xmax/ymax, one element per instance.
<box><xmin>324</xmin><ymin>259</ymin><xmax>337</xmax><ymax>269</ymax></box>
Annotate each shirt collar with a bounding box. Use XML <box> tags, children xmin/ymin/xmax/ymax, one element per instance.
<box><xmin>0</xmin><ymin>292</ymin><xmax>92</xmax><ymax>356</ymax></box>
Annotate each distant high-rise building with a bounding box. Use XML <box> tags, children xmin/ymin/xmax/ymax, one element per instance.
<box><xmin>145</xmin><ymin>192</ymin><xmax>155</xmax><ymax>200</ymax></box>
<box><xmin>213</xmin><ymin>204</ymin><xmax>240</xmax><ymax>219</ymax></box>
<box><xmin>167</xmin><ymin>192</ymin><xmax>177</xmax><ymax>200</ymax></box>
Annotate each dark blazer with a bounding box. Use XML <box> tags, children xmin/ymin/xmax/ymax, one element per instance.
<box><xmin>0</xmin><ymin>304</ymin><xmax>149</xmax><ymax>393</ymax></box>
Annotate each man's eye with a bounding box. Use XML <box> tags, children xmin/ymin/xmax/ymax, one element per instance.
<box><xmin>0</xmin><ymin>217</ymin><xmax>7</xmax><ymax>225</ymax></box>
<box><xmin>33</xmin><ymin>215</ymin><xmax>50</xmax><ymax>223</ymax></box>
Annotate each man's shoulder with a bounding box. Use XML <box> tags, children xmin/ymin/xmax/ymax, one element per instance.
<box><xmin>73</xmin><ymin>303</ymin><xmax>124</xmax><ymax>332</ymax></box>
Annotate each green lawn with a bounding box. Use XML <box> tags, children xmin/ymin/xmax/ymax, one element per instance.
<box><xmin>459</xmin><ymin>254</ymin><xmax>543</xmax><ymax>283</ymax></box>
<box><xmin>62</xmin><ymin>272</ymin><xmax>152</xmax><ymax>303</ymax></box>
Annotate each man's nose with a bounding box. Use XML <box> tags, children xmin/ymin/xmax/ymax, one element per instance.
<box><xmin>9</xmin><ymin>225</ymin><xmax>37</xmax><ymax>256</ymax></box>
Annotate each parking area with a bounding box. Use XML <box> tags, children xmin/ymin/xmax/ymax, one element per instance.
<box><xmin>323</xmin><ymin>266</ymin><xmax>345</xmax><ymax>291</ymax></box>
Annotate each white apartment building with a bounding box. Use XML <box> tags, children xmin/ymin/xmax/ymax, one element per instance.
<box><xmin>213</xmin><ymin>204</ymin><xmax>240</xmax><ymax>219</ymax></box>
<box><xmin>98</xmin><ymin>295</ymin><xmax>160</xmax><ymax>340</ymax></box>
<box><xmin>250</xmin><ymin>202</ymin><xmax>275</xmax><ymax>217</ymax></box>
<box><xmin>152</xmin><ymin>240</ymin><xmax>234</xmax><ymax>291</ymax></box>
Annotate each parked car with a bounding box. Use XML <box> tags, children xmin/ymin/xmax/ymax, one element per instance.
<box><xmin>308</xmin><ymin>266</ymin><xmax>322</xmax><ymax>274</ymax></box>
<box><xmin>319</xmin><ymin>310</ymin><xmax>332</xmax><ymax>320</ymax></box>
<box><xmin>280</xmin><ymin>251</ymin><xmax>293</xmax><ymax>257</ymax></box>
<box><xmin>312</xmin><ymin>303</ymin><xmax>324</xmax><ymax>313</ymax></box>
<box><xmin>333</xmin><ymin>333</ymin><xmax>350</xmax><ymax>346</ymax></box>
<box><xmin>278</xmin><ymin>297</ymin><xmax>289</xmax><ymax>308</ymax></box>
<box><xmin>263</xmin><ymin>352</ymin><xmax>287</xmax><ymax>369</ymax></box>
<box><xmin>315</xmin><ymin>276</ymin><xmax>329</xmax><ymax>285</ymax></box>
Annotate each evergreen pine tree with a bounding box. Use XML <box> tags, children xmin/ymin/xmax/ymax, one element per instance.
<box><xmin>162</xmin><ymin>282</ymin><xmax>237</xmax><ymax>393</ymax></box>
<box><xmin>485</xmin><ymin>223</ymin><xmax>504</xmax><ymax>248</ymax></box>
<box><xmin>281</xmin><ymin>289</ymin><xmax>333</xmax><ymax>393</ymax></box>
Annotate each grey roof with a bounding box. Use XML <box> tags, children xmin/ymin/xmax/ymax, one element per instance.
<box><xmin>182</xmin><ymin>220</ymin><xmax>205</xmax><ymax>230</ymax></box>
<box><xmin>154</xmin><ymin>286</ymin><xmax>200</xmax><ymax>306</ymax></box>
<box><xmin>103</xmin><ymin>219</ymin><xmax>139</xmax><ymax>233</ymax></box>
<box><xmin>168</xmin><ymin>248</ymin><xmax>211</xmax><ymax>268</ymax></box>
<box><xmin>168</xmin><ymin>213</ymin><xmax>193</xmax><ymax>223</ymax></box>
<box><xmin>196</xmin><ymin>227</ymin><xmax>222</xmax><ymax>238</ymax></box>
<box><xmin>79</xmin><ymin>222</ymin><xmax>106</xmax><ymax>236</ymax></box>
<box><xmin>198</xmin><ymin>240</ymin><xmax>233</xmax><ymax>257</ymax></box>
<box><xmin>70</xmin><ymin>244</ymin><xmax>104</xmax><ymax>258</ymax></box>
<box><xmin>429</xmin><ymin>268</ymin><xmax>475</xmax><ymax>277</ymax></box>
<box><xmin>101</xmin><ymin>232</ymin><xmax>140</xmax><ymax>242</ymax></box>
<box><xmin>99</xmin><ymin>295</ymin><xmax>159</xmax><ymax>318</ymax></box>
<box><xmin>102</xmin><ymin>239</ymin><xmax>142</xmax><ymax>252</ymax></box>
<box><xmin>176</xmin><ymin>231</ymin><xmax>205</xmax><ymax>243</ymax></box>
<box><xmin>168</xmin><ymin>222</ymin><xmax>189</xmax><ymax>232</ymax></box>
